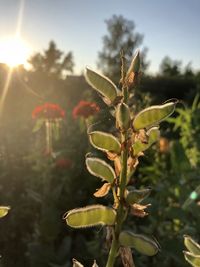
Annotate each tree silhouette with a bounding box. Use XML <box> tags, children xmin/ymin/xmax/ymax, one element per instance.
<box><xmin>98</xmin><ymin>15</ymin><xmax>148</xmax><ymax>82</ymax></box>
<box><xmin>159</xmin><ymin>56</ymin><xmax>181</xmax><ymax>77</ymax></box>
<box><xmin>29</xmin><ymin>41</ymin><xmax>74</xmax><ymax>78</ymax></box>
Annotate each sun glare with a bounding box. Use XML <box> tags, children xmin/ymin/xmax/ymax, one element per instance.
<box><xmin>0</xmin><ymin>37</ymin><xmax>30</xmax><ymax>68</ymax></box>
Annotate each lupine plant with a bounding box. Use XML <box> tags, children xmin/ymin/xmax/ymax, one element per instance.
<box><xmin>63</xmin><ymin>51</ymin><xmax>177</xmax><ymax>267</ymax></box>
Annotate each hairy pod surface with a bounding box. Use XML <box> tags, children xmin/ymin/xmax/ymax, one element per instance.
<box><xmin>119</xmin><ymin>231</ymin><xmax>160</xmax><ymax>256</ymax></box>
<box><xmin>184</xmin><ymin>235</ymin><xmax>200</xmax><ymax>255</ymax></box>
<box><xmin>133</xmin><ymin>102</ymin><xmax>176</xmax><ymax>130</ymax></box>
<box><xmin>0</xmin><ymin>206</ymin><xmax>10</xmax><ymax>218</ymax></box>
<box><xmin>85</xmin><ymin>67</ymin><xmax>118</xmax><ymax>103</ymax></box>
<box><xmin>64</xmin><ymin>205</ymin><xmax>116</xmax><ymax>228</ymax></box>
<box><xmin>116</xmin><ymin>102</ymin><xmax>131</xmax><ymax>131</ymax></box>
<box><xmin>132</xmin><ymin>127</ymin><xmax>160</xmax><ymax>155</ymax></box>
<box><xmin>184</xmin><ymin>251</ymin><xmax>200</xmax><ymax>267</ymax></box>
<box><xmin>126</xmin><ymin>188</ymin><xmax>152</xmax><ymax>204</ymax></box>
<box><xmin>86</xmin><ymin>157</ymin><xmax>116</xmax><ymax>183</ymax></box>
<box><xmin>89</xmin><ymin>131</ymin><xmax>121</xmax><ymax>154</ymax></box>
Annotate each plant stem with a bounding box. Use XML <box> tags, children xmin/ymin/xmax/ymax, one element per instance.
<box><xmin>106</xmin><ymin>131</ymin><xmax>128</xmax><ymax>267</ymax></box>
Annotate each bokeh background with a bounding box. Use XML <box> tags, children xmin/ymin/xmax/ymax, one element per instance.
<box><xmin>0</xmin><ymin>1</ymin><xmax>200</xmax><ymax>266</ymax></box>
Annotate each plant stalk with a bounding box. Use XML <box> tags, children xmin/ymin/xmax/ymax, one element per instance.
<box><xmin>106</xmin><ymin>130</ymin><xmax>128</xmax><ymax>267</ymax></box>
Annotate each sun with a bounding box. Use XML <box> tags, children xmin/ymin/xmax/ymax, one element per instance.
<box><xmin>0</xmin><ymin>36</ymin><xmax>30</xmax><ymax>68</ymax></box>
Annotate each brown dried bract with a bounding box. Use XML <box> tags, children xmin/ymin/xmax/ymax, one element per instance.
<box><xmin>119</xmin><ymin>247</ymin><xmax>135</xmax><ymax>267</ymax></box>
<box><xmin>93</xmin><ymin>183</ymin><xmax>111</xmax><ymax>198</ymax></box>
<box><xmin>131</xmin><ymin>203</ymin><xmax>151</xmax><ymax>218</ymax></box>
<box><xmin>134</xmin><ymin>129</ymin><xmax>148</xmax><ymax>144</ymax></box>
<box><xmin>114</xmin><ymin>156</ymin><xmax>121</xmax><ymax>176</ymax></box>
<box><xmin>127</xmin><ymin>157</ymin><xmax>139</xmax><ymax>171</ymax></box>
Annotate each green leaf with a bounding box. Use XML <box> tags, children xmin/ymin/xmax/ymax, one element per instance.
<box><xmin>64</xmin><ymin>205</ymin><xmax>116</xmax><ymax>228</ymax></box>
<box><xmin>0</xmin><ymin>206</ymin><xmax>10</xmax><ymax>218</ymax></box>
<box><xmin>133</xmin><ymin>102</ymin><xmax>177</xmax><ymax>130</ymax></box>
<box><xmin>132</xmin><ymin>127</ymin><xmax>160</xmax><ymax>155</ymax></box>
<box><xmin>89</xmin><ymin>131</ymin><xmax>121</xmax><ymax>154</ymax></box>
<box><xmin>126</xmin><ymin>188</ymin><xmax>152</xmax><ymax>204</ymax></box>
<box><xmin>32</xmin><ymin>118</ymin><xmax>44</xmax><ymax>133</ymax></box>
<box><xmin>86</xmin><ymin>157</ymin><xmax>115</xmax><ymax>183</ymax></box>
<box><xmin>85</xmin><ymin>67</ymin><xmax>118</xmax><ymax>103</ymax></box>
<box><xmin>184</xmin><ymin>251</ymin><xmax>200</xmax><ymax>267</ymax></box>
<box><xmin>184</xmin><ymin>235</ymin><xmax>200</xmax><ymax>255</ymax></box>
<box><xmin>119</xmin><ymin>231</ymin><xmax>160</xmax><ymax>256</ymax></box>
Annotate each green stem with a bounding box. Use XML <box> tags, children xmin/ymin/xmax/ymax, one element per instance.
<box><xmin>105</xmin><ymin>236</ymin><xmax>118</xmax><ymax>267</ymax></box>
<box><xmin>106</xmin><ymin>132</ymin><xmax>128</xmax><ymax>267</ymax></box>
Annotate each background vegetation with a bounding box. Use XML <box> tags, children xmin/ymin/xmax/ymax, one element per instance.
<box><xmin>0</xmin><ymin>15</ymin><xmax>200</xmax><ymax>267</ymax></box>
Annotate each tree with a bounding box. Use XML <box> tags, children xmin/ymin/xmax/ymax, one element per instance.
<box><xmin>29</xmin><ymin>41</ymin><xmax>74</xmax><ymax>78</ymax></box>
<box><xmin>98</xmin><ymin>15</ymin><xmax>148</xmax><ymax>82</ymax></box>
<box><xmin>159</xmin><ymin>56</ymin><xmax>181</xmax><ymax>77</ymax></box>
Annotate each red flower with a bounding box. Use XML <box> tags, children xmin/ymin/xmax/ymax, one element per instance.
<box><xmin>55</xmin><ymin>158</ymin><xmax>73</xmax><ymax>169</ymax></box>
<box><xmin>72</xmin><ymin>100</ymin><xmax>100</xmax><ymax>119</ymax></box>
<box><xmin>32</xmin><ymin>103</ymin><xmax>65</xmax><ymax>119</ymax></box>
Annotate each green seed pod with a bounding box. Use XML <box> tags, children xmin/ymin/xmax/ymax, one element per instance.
<box><xmin>85</xmin><ymin>67</ymin><xmax>118</xmax><ymax>104</ymax></box>
<box><xmin>89</xmin><ymin>131</ymin><xmax>121</xmax><ymax>154</ymax></box>
<box><xmin>116</xmin><ymin>103</ymin><xmax>131</xmax><ymax>130</ymax></box>
<box><xmin>119</xmin><ymin>231</ymin><xmax>160</xmax><ymax>256</ymax></box>
<box><xmin>86</xmin><ymin>157</ymin><xmax>116</xmax><ymax>183</ymax></box>
<box><xmin>133</xmin><ymin>102</ymin><xmax>176</xmax><ymax>130</ymax></box>
<box><xmin>126</xmin><ymin>188</ymin><xmax>152</xmax><ymax>204</ymax></box>
<box><xmin>132</xmin><ymin>127</ymin><xmax>160</xmax><ymax>155</ymax></box>
<box><xmin>127</xmin><ymin>50</ymin><xmax>140</xmax><ymax>75</ymax></box>
<box><xmin>184</xmin><ymin>251</ymin><xmax>200</xmax><ymax>267</ymax></box>
<box><xmin>184</xmin><ymin>235</ymin><xmax>200</xmax><ymax>255</ymax></box>
<box><xmin>64</xmin><ymin>205</ymin><xmax>116</xmax><ymax>228</ymax></box>
<box><xmin>0</xmin><ymin>206</ymin><xmax>10</xmax><ymax>218</ymax></box>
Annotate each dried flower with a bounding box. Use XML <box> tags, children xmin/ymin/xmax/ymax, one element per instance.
<box><xmin>32</xmin><ymin>103</ymin><xmax>65</xmax><ymax>120</ymax></box>
<box><xmin>72</xmin><ymin>100</ymin><xmax>100</xmax><ymax>119</ymax></box>
<box><xmin>131</xmin><ymin>203</ymin><xmax>151</xmax><ymax>218</ymax></box>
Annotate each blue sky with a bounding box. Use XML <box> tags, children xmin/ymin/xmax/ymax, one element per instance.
<box><xmin>0</xmin><ymin>0</ymin><xmax>200</xmax><ymax>74</ymax></box>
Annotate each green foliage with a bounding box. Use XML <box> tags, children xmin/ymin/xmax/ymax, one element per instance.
<box><xmin>168</xmin><ymin>94</ymin><xmax>200</xmax><ymax>167</ymax></box>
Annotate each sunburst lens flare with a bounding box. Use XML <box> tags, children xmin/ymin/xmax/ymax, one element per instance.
<box><xmin>0</xmin><ymin>36</ymin><xmax>30</xmax><ymax>68</ymax></box>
